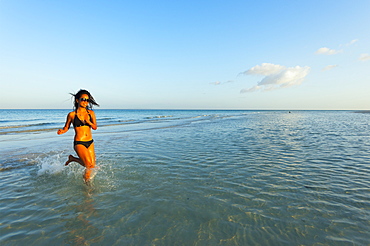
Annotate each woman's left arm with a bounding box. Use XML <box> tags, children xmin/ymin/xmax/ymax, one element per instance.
<box><xmin>87</xmin><ymin>111</ymin><xmax>98</xmax><ymax>130</ymax></box>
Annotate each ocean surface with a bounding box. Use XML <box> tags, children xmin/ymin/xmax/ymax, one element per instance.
<box><xmin>0</xmin><ymin>109</ymin><xmax>369</xmax><ymax>245</ymax></box>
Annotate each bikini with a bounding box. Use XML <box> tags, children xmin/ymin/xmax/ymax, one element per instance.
<box><xmin>74</xmin><ymin>139</ymin><xmax>94</xmax><ymax>148</ymax></box>
<box><xmin>73</xmin><ymin>110</ymin><xmax>94</xmax><ymax>148</ymax></box>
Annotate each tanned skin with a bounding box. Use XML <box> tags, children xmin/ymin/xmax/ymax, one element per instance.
<box><xmin>57</xmin><ymin>94</ymin><xmax>98</xmax><ymax>183</ymax></box>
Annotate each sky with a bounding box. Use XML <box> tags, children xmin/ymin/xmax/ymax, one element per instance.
<box><xmin>1</xmin><ymin>0</ymin><xmax>370</xmax><ymax>110</ymax></box>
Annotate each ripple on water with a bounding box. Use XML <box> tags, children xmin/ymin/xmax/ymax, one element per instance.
<box><xmin>1</xmin><ymin>111</ymin><xmax>370</xmax><ymax>245</ymax></box>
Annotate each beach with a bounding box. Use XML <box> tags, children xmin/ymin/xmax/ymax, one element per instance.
<box><xmin>1</xmin><ymin>109</ymin><xmax>369</xmax><ymax>245</ymax></box>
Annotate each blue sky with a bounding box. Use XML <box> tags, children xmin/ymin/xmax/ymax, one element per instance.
<box><xmin>1</xmin><ymin>0</ymin><xmax>369</xmax><ymax>109</ymax></box>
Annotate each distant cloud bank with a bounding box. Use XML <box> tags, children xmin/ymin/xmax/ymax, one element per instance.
<box><xmin>240</xmin><ymin>63</ymin><xmax>310</xmax><ymax>93</ymax></box>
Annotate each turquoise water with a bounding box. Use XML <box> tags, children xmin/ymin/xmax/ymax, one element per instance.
<box><xmin>0</xmin><ymin>110</ymin><xmax>369</xmax><ymax>245</ymax></box>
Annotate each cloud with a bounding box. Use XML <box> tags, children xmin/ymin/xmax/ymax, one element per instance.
<box><xmin>340</xmin><ymin>39</ymin><xmax>359</xmax><ymax>47</ymax></box>
<box><xmin>347</xmin><ymin>39</ymin><xmax>358</xmax><ymax>46</ymax></box>
<box><xmin>242</xmin><ymin>63</ymin><xmax>285</xmax><ymax>76</ymax></box>
<box><xmin>240</xmin><ymin>85</ymin><xmax>261</xmax><ymax>93</ymax></box>
<box><xmin>359</xmin><ymin>53</ymin><xmax>370</xmax><ymax>61</ymax></box>
<box><xmin>210</xmin><ymin>80</ymin><xmax>233</xmax><ymax>86</ymax></box>
<box><xmin>240</xmin><ymin>63</ymin><xmax>310</xmax><ymax>93</ymax></box>
<box><xmin>322</xmin><ymin>65</ymin><xmax>338</xmax><ymax>71</ymax></box>
<box><xmin>315</xmin><ymin>47</ymin><xmax>342</xmax><ymax>55</ymax></box>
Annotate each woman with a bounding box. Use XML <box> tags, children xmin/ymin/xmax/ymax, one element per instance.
<box><xmin>57</xmin><ymin>89</ymin><xmax>99</xmax><ymax>183</ymax></box>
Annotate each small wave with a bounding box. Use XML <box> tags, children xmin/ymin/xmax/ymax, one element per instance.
<box><xmin>118</xmin><ymin>119</ymin><xmax>137</xmax><ymax>123</ymax></box>
<box><xmin>0</xmin><ymin>158</ymin><xmax>35</xmax><ymax>172</ymax></box>
<box><xmin>145</xmin><ymin>115</ymin><xmax>174</xmax><ymax>119</ymax></box>
<box><xmin>99</xmin><ymin>117</ymin><xmax>116</xmax><ymax>120</ymax></box>
<box><xmin>0</xmin><ymin>127</ymin><xmax>59</xmax><ymax>135</ymax></box>
<box><xmin>0</xmin><ymin>118</ymin><xmax>43</xmax><ymax>123</ymax></box>
<box><xmin>0</xmin><ymin>112</ymin><xmax>243</xmax><ymax>136</ymax></box>
<box><xmin>0</xmin><ymin>122</ymin><xmax>55</xmax><ymax>130</ymax></box>
<box><xmin>354</xmin><ymin>110</ymin><xmax>370</xmax><ymax>114</ymax></box>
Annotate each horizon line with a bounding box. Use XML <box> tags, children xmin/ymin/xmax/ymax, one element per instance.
<box><xmin>0</xmin><ymin>108</ymin><xmax>367</xmax><ymax>111</ymax></box>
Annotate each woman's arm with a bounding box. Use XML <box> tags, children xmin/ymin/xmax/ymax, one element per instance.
<box><xmin>57</xmin><ymin>112</ymin><xmax>73</xmax><ymax>135</ymax></box>
<box><xmin>86</xmin><ymin>111</ymin><xmax>98</xmax><ymax>130</ymax></box>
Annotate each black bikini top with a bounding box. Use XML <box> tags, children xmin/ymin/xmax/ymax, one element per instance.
<box><xmin>73</xmin><ymin>110</ymin><xmax>92</xmax><ymax>128</ymax></box>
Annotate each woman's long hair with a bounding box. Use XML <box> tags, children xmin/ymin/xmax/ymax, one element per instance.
<box><xmin>71</xmin><ymin>89</ymin><xmax>100</xmax><ymax>110</ymax></box>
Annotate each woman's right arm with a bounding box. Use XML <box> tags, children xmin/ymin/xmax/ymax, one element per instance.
<box><xmin>57</xmin><ymin>112</ymin><xmax>73</xmax><ymax>135</ymax></box>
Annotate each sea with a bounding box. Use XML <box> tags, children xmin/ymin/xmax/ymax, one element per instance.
<box><xmin>0</xmin><ymin>109</ymin><xmax>369</xmax><ymax>246</ymax></box>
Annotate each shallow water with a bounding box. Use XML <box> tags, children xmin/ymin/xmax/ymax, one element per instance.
<box><xmin>1</xmin><ymin>110</ymin><xmax>369</xmax><ymax>245</ymax></box>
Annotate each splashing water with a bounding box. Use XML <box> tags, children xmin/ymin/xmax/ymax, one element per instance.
<box><xmin>35</xmin><ymin>152</ymin><xmax>114</xmax><ymax>189</ymax></box>
<box><xmin>36</xmin><ymin>152</ymin><xmax>70</xmax><ymax>176</ymax></box>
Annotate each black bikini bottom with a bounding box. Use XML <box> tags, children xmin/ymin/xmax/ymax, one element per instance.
<box><xmin>74</xmin><ymin>139</ymin><xmax>94</xmax><ymax>149</ymax></box>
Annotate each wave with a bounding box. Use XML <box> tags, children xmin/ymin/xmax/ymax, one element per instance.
<box><xmin>0</xmin><ymin>122</ymin><xmax>55</xmax><ymax>130</ymax></box>
<box><xmin>98</xmin><ymin>117</ymin><xmax>116</xmax><ymax>120</ymax></box>
<box><xmin>354</xmin><ymin>110</ymin><xmax>370</xmax><ymax>114</ymax></box>
<box><xmin>0</xmin><ymin>127</ymin><xmax>60</xmax><ymax>135</ymax></box>
<box><xmin>0</xmin><ymin>158</ymin><xmax>35</xmax><ymax>172</ymax></box>
<box><xmin>0</xmin><ymin>151</ymin><xmax>68</xmax><ymax>174</ymax></box>
<box><xmin>0</xmin><ymin>118</ymin><xmax>43</xmax><ymax>123</ymax></box>
<box><xmin>0</xmin><ymin>111</ymin><xmax>247</xmax><ymax>136</ymax></box>
<box><xmin>145</xmin><ymin>115</ymin><xmax>174</xmax><ymax>119</ymax></box>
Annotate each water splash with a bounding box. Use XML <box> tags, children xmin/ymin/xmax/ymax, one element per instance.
<box><xmin>36</xmin><ymin>152</ymin><xmax>68</xmax><ymax>176</ymax></box>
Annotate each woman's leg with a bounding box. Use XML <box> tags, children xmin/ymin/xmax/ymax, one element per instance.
<box><xmin>74</xmin><ymin>143</ymin><xmax>96</xmax><ymax>182</ymax></box>
<box><xmin>65</xmin><ymin>155</ymin><xmax>84</xmax><ymax>167</ymax></box>
<box><xmin>85</xmin><ymin>143</ymin><xmax>97</xmax><ymax>181</ymax></box>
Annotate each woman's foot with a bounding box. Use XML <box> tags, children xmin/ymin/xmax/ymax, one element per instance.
<box><xmin>65</xmin><ymin>155</ymin><xmax>75</xmax><ymax>166</ymax></box>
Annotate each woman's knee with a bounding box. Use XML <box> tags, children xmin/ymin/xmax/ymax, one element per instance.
<box><xmin>85</xmin><ymin>161</ymin><xmax>95</xmax><ymax>168</ymax></box>
<box><xmin>80</xmin><ymin>157</ymin><xmax>93</xmax><ymax>168</ymax></box>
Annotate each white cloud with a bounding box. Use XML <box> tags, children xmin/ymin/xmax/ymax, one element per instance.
<box><xmin>359</xmin><ymin>53</ymin><xmax>370</xmax><ymax>61</ymax></box>
<box><xmin>240</xmin><ymin>85</ymin><xmax>261</xmax><ymax>93</ymax></box>
<box><xmin>322</xmin><ymin>65</ymin><xmax>338</xmax><ymax>71</ymax></box>
<box><xmin>347</xmin><ymin>39</ymin><xmax>358</xmax><ymax>46</ymax></box>
<box><xmin>243</xmin><ymin>63</ymin><xmax>285</xmax><ymax>76</ymax></box>
<box><xmin>210</xmin><ymin>80</ymin><xmax>233</xmax><ymax>85</ymax></box>
<box><xmin>340</xmin><ymin>39</ymin><xmax>359</xmax><ymax>47</ymax></box>
<box><xmin>240</xmin><ymin>63</ymin><xmax>310</xmax><ymax>93</ymax></box>
<box><xmin>315</xmin><ymin>47</ymin><xmax>342</xmax><ymax>55</ymax></box>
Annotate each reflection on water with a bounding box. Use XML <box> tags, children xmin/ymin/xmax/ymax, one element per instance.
<box><xmin>63</xmin><ymin>186</ymin><xmax>103</xmax><ymax>245</ymax></box>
